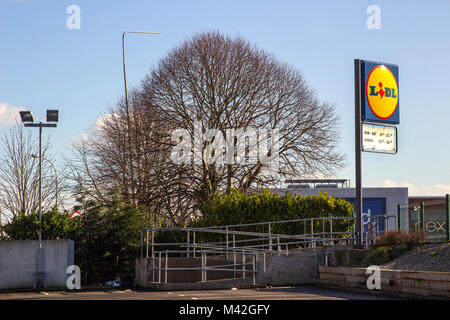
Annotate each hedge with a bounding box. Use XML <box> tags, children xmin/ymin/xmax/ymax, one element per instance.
<box><xmin>182</xmin><ymin>189</ymin><xmax>355</xmax><ymax>247</ymax></box>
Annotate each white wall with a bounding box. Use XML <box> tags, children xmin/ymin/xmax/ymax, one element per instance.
<box><xmin>0</xmin><ymin>240</ymin><xmax>74</xmax><ymax>289</ymax></box>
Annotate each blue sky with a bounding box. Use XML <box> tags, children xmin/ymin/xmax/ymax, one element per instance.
<box><xmin>1</xmin><ymin>0</ymin><xmax>450</xmax><ymax>195</ymax></box>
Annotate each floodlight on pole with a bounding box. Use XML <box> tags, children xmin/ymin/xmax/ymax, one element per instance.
<box><xmin>19</xmin><ymin>111</ymin><xmax>34</xmax><ymax>123</ymax></box>
<box><xmin>46</xmin><ymin>110</ymin><xmax>59</xmax><ymax>122</ymax></box>
<box><xmin>20</xmin><ymin>108</ymin><xmax>59</xmax><ymax>289</ymax></box>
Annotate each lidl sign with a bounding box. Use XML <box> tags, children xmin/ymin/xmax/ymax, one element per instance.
<box><xmin>361</xmin><ymin>60</ymin><xmax>399</xmax><ymax>124</ymax></box>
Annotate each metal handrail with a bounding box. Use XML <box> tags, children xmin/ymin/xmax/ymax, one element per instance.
<box><xmin>141</xmin><ymin>216</ymin><xmax>358</xmax><ymax>259</ymax></box>
<box><xmin>193</xmin><ymin>216</ymin><xmax>356</xmax><ymax>230</ymax></box>
<box><xmin>149</xmin><ymin>249</ymin><xmax>262</xmax><ymax>284</ymax></box>
<box><xmin>142</xmin><ymin>215</ymin><xmax>396</xmax><ymax>285</ymax></box>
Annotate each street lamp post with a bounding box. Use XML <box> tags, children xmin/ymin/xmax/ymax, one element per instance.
<box><xmin>20</xmin><ymin>109</ymin><xmax>59</xmax><ymax>289</ymax></box>
<box><xmin>121</xmin><ymin>30</ymin><xmax>160</xmax><ymax>204</ymax></box>
<box><xmin>122</xmin><ymin>30</ymin><xmax>160</xmax><ymax>114</ymax></box>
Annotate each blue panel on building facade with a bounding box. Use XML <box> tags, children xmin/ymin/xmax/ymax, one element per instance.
<box><xmin>345</xmin><ymin>198</ymin><xmax>387</xmax><ymax>232</ymax></box>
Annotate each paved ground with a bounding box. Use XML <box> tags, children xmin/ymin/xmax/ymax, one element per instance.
<box><xmin>0</xmin><ymin>285</ymin><xmax>397</xmax><ymax>300</ymax></box>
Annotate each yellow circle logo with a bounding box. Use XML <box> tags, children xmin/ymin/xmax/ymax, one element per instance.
<box><xmin>365</xmin><ymin>65</ymin><xmax>399</xmax><ymax>119</ymax></box>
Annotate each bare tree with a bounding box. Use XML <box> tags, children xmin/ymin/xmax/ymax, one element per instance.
<box><xmin>67</xmin><ymin>99</ymin><xmax>168</xmax><ymax>224</ymax></box>
<box><xmin>70</xmin><ymin>31</ymin><xmax>345</xmax><ymax>226</ymax></box>
<box><xmin>0</xmin><ymin>123</ymin><xmax>61</xmax><ymax>220</ymax></box>
<box><xmin>140</xmin><ymin>31</ymin><xmax>345</xmax><ymax>216</ymax></box>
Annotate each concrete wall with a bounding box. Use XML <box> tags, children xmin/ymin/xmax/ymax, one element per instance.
<box><xmin>329</xmin><ymin>248</ymin><xmax>371</xmax><ymax>267</ymax></box>
<box><xmin>0</xmin><ymin>240</ymin><xmax>74</xmax><ymax>290</ymax></box>
<box><xmin>136</xmin><ymin>251</ymin><xmax>320</xmax><ymax>287</ymax></box>
<box><xmin>256</xmin><ymin>253</ymin><xmax>317</xmax><ymax>286</ymax></box>
<box><xmin>319</xmin><ymin>265</ymin><xmax>450</xmax><ymax>299</ymax></box>
<box><xmin>276</xmin><ymin>187</ymin><xmax>409</xmax><ymax>230</ymax></box>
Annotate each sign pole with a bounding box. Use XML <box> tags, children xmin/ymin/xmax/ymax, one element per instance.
<box><xmin>354</xmin><ymin>59</ymin><xmax>363</xmax><ymax>248</ymax></box>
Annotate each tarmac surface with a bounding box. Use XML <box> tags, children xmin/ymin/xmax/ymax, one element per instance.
<box><xmin>0</xmin><ymin>285</ymin><xmax>397</xmax><ymax>300</ymax></box>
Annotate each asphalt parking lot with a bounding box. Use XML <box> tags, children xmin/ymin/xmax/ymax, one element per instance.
<box><xmin>0</xmin><ymin>285</ymin><xmax>397</xmax><ymax>300</ymax></box>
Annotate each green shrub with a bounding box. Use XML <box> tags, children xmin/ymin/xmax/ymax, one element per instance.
<box><xmin>188</xmin><ymin>189</ymin><xmax>354</xmax><ymax>245</ymax></box>
<box><xmin>195</xmin><ymin>189</ymin><xmax>353</xmax><ymax>227</ymax></box>
<box><xmin>1</xmin><ymin>208</ymin><xmax>79</xmax><ymax>240</ymax></box>
<box><xmin>70</xmin><ymin>200</ymin><xmax>146</xmax><ymax>284</ymax></box>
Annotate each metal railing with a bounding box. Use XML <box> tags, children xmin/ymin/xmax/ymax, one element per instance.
<box><xmin>141</xmin><ymin>216</ymin><xmax>357</xmax><ymax>257</ymax></box>
<box><xmin>363</xmin><ymin>214</ymin><xmax>398</xmax><ymax>248</ymax></box>
<box><xmin>149</xmin><ymin>249</ymin><xmax>263</xmax><ymax>285</ymax></box>
<box><xmin>141</xmin><ymin>216</ymin><xmax>358</xmax><ymax>284</ymax></box>
<box><xmin>140</xmin><ymin>215</ymin><xmax>397</xmax><ymax>284</ymax></box>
